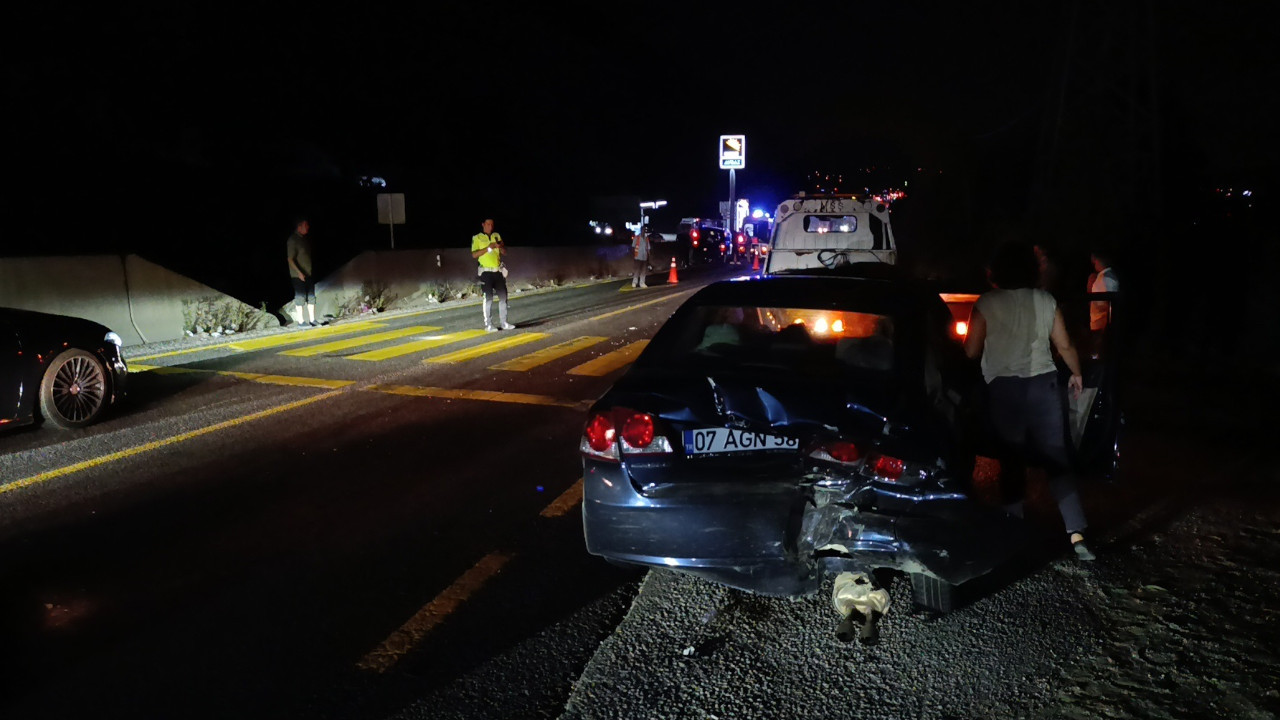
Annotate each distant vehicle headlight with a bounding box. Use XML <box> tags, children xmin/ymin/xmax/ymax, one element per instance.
<box><xmin>104</xmin><ymin>331</ymin><xmax>123</xmax><ymax>346</ymax></box>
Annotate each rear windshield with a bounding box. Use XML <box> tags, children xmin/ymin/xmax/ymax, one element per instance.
<box><xmin>642</xmin><ymin>304</ymin><xmax>897</xmax><ymax>377</ymax></box>
<box><xmin>804</xmin><ymin>215</ymin><xmax>859</xmax><ymax>233</ymax></box>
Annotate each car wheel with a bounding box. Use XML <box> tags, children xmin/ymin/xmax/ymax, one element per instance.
<box><xmin>39</xmin><ymin>348</ymin><xmax>109</xmax><ymax>429</ymax></box>
<box><xmin>909</xmin><ymin>572</ymin><xmax>955</xmax><ymax>613</ymax></box>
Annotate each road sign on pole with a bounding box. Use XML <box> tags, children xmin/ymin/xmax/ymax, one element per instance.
<box><xmin>377</xmin><ymin>193</ymin><xmax>405</xmax><ymax>249</ymax></box>
<box><xmin>719</xmin><ymin>135</ymin><xmax>746</xmax><ymax>169</ymax></box>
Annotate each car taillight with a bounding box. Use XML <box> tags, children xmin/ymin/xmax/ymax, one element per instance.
<box><xmin>809</xmin><ymin>441</ymin><xmax>862</xmax><ymax>466</ymax></box>
<box><xmin>581</xmin><ymin>412</ymin><xmax>618</xmax><ymax>461</ymax></box>
<box><xmin>690</xmin><ymin>229</ymin><xmax>700</xmax><ymax>241</ymax></box>
<box><xmin>868</xmin><ymin>454</ymin><xmax>905</xmax><ymax>481</ymax></box>
<box><xmin>621</xmin><ymin>413</ymin><xmax>654</xmax><ymax>448</ymax></box>
<box><xmin>692</xmin><ymin>239</ymin><xmax>699</xmax><ymax>247</ymax></box>
<box><xmin>582</xmin><ymin>408</ymin><xmax>672</xmax><ymax>462</ymax></box>
<box><xmin>736</xmin><ymin>234</ymin><xmax>745</xmax><ymax>244</ymax></box>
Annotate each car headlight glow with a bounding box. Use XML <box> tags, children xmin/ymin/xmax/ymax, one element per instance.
<box><xmin>104</xmin><ymin>332</ymin><xmax>123</xmax><ymax>346</ymax></box>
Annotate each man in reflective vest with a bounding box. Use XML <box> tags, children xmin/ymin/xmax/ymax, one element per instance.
<box><xmin>471</xmin><ymin>218</ymin><xmax>515</xmax><ymax>331</ymax></box>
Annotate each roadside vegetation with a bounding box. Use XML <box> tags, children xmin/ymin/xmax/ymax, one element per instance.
<box><xmin>182</xmin><ymin>296</ymin><xmax>271</xmax><ymax>336</ymax></box>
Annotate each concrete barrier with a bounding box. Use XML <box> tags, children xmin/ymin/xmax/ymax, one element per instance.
<box><xmin>0</xmin><ymin>254</ymin><xmax>277</xmax><ymax>346</ymax></box>
<box><xmin>0</xmin><ymin>244</ymin><xmax>677</xmax><ymax>347</ymax></box>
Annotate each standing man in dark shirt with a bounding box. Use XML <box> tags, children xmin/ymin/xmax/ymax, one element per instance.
<box><xmin>286</xmin><ymin>217</ymin><xmax>317</xmax><ymax>327</ymax></box>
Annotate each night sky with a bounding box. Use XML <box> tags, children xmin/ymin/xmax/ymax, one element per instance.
<box><xmin>4</xmin><ymin>2</ymin><xmax>1274</xmax><ymax>285</ymax></box>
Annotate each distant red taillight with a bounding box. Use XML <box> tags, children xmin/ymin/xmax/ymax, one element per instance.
<box><xmin>692</xmin><ymin>239</ymin><xmax>699</xmax><ymax>247</ymax></box>
<box><xmin>690</xmin><ymin>229</ymin><xmax>700</xmax><ymax>241</ymax></box>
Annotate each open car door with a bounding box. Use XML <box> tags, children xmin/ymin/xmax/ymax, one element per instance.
<box><xmin>1059</xmin><ymin>291</ymin><xmax>1124</xmax><ymax>480</ymax></box>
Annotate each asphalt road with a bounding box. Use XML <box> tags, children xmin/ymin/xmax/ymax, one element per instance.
<box><xmin>0</xmin><ymin>264</ymin><xmax>738</xmax><ymax>719</ymax></box>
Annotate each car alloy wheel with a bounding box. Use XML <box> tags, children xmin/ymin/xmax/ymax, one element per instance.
<box><xmin>39</xmin><ymin>349</ymin><xmax>108</xmax><ymax>428</ymax></box>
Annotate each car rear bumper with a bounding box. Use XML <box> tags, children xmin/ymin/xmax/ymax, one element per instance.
<box><xmin>582</xmin><ymin>459</ymin><xmax>1026</xmax><ymax>595</ymax></box>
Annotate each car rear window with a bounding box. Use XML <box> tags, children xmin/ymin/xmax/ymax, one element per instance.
<box><xmin>643</xmin><ymin>304</ymin><xmax>897</xmax><ymax>376</ymax></box>
<box><xmin>803</xmin><ymin>215</ymin><xmax>859</xmax><ymax>233</ymax></box>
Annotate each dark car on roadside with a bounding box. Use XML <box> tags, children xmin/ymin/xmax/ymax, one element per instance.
<box><xmin>676</xmin><ymin>220</ymin><xmax>729</xmax><ymax>266</ymax></box>
<box><xmin>1</xmin><ymin>308</ymin><xmax>128</xmax><ymax>430</ymax></box>
<box><xmin>579</xmin><ymin>272</ymin><xmax>1122</xmax><ymax>613</ymax></box>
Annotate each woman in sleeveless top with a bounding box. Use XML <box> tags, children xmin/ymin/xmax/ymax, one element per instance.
<box><xmin>963</xmin><ymin>241</ymin><xmax>1095</xmax><ymax>561</ymax></box>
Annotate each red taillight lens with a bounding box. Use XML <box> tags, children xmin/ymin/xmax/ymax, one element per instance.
<box><xmin>827</xmin><ymin>442</ymin><xmax>861</xmax><ymax>463</ymax></box>
<box><xmin>692</xmin><ymin>239</ymin><xmax>699</xmax><ymax>247</ymax></box>
<box><xmin>585</xmin><ymin>413</ymin><xmax>616</xmax><ymax>452</ymax></box>
<box><xmin>809</xmin><ymin>440</ymin><xmax>862</xmax><ymax>466</ymax></box>
<box><xmin>621</xmin><ymin>413</ymin><xmax>655</xmax><ymax>449</ymax></box>
<box><xmin>871</xmin><ymin>455</ymin><xmax>905</xmax><ymax>480</ymax></box>
<box><xmin>690</xmin><ymin>229</ymin><xmax>700</xmax><ymax>240</ymax></box>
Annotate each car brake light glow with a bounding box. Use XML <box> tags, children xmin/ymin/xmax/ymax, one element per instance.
<box><xmin>692</xmin><ymin>239</ymin><xmax>699</xmax><ymax>247</ymax></box>
<box><xmin>690</xmin><ymin>229</ymin><xmax>700</xmax><ymax>240</ymax></box>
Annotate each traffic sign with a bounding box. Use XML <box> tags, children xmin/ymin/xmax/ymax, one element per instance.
<box><xmin>719</xmin><ymin>135</ymin><xmax>745</xmax><ymax>169</ymax></box>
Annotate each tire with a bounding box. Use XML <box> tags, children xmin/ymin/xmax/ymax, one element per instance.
<box><xmin>39</xmin><ymin>348</ymin><xmax>109</xmax><ymax>429</ymax></box>
<box><xmin>910</xmin><ymin>572</ymin><xmax>955</xmax><ymax>613</ymax></box>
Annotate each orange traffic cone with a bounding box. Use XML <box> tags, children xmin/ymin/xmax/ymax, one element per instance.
<box><xmin>667</xmin><ymin>256</ymin><xmax>678</xmax><ymax>284</ymax></box>
<box><xmin>752</xmin><ymin>251</ymin><xmax>760</xmax><ymax>271</ymax></box>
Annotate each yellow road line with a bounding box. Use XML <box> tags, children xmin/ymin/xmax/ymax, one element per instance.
<box><xmin>566</xmin><ymin>340</ymin><xmax>650</xmax><ymax>377</ymax></box>
<box><xmin>0</xmin><ymin>391</ymin><xmax>343</xmax><ymax>496</ymax></box>
<box><xmin>347</xmin><ymin>329</ymin><xmax>489</xmax><ymax>361</ymax></box>
<box><xmin>357</xmin><ymin>552</ymin><xmax>512</xmax><ymax>673</ymax></box>
<box><xmin>279</xmin><ymin>326</ymin><xmax>440</xmax><ymax>357</ymax></box>
<box><xmin>225</xmin><ymin>322</ymin><xmax>386</xmax><ymax>351</ymax></box>
<box><xmin>217</xmin><ymin>372</ymin><xmax>354</xmax><ymax>389</ymax></box>
<box><xmin>426</xmin><ymin>332</ymin><xmax>549</xmax><ymax>364</ymax></box>
<box><xmin>489</xmin><ymin>336</ymin><xmax>608</xmax><ymax>372</ymax></box>
<box><xmin>366</xmin><ymin>384</ymin><xmax>588</xmax><ymax>410</ymax></box>
<box><xmin>593</xmin><ymin>289</ymin><xmax>695</xmax><ymax>322</ymax></box>
<box><xmin>113</xmin><ymin>364</ymin><xmax>353</xmax><ymax>389</ymax></box>
<box><xmin>540</xmin><ymin>478</ymin><xmax>584</xmax><ymax>518</ymax></box>
<box><xmin>127</xmin><ymin>321</ymin><xmax>386</xmax><ymax>361</ymax></box>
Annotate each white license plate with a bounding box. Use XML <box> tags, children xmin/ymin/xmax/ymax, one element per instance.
<box><xmin>683</xmin><ymin>428</ymin><xmax>800</xmax><ymax>455</ymax></box>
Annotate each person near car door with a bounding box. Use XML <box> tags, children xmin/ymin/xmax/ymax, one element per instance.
<box><xmin>1088</xmin><ymin>248</ymin><xmax>1119</xmax><ymax>331</ymax></box>
<box><xmin>631</xmin><ymin>230</ymin><xmax>650</xmax><ymax>288</ymax></box>
<box><xmin>471</xmin><ymin>218</ymin><xmax>514</xmax><ymax>332</ymax></box>
<box><xmin>964</xmin><ymin>241</ymin><xmax>1096</xmax><ymax>561</ymax></box>
<box><xmin>286</xmin><ymin>217</ymin><xmax>318</xmax><ymax>327</ymax></box>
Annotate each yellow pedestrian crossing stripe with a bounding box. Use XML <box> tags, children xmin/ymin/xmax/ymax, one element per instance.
<box><xmin>346</xmin><ymin>329</ymin><xmax>489</xmax><ymax>361</ymax></box>
<box><xmin>279</xmin><ymin>326</ymin><xmax>441</xmax><ymax>357</ymax></box>
<box><xmin>489</xmin><ymin>335</ymin><xmax>608</xmax><ymax>372</ymax></box>
<box><xmin>426</xmin><ymin>332</ymin><xmax>550</xmax><ymax>364</ymax></box>
<box><xmin>226</xmin><ymin>321</ymin><xmax>387</xmax><ymax>351</ymax></box>
<box><xmin>365</xmin><ymin>384</ymin><xmax>588</xmax><ymax>409</ymax></box>
<box><xmin>566</xmin><ymin>340</ymin><xmax>650</xmax><ymax>377</ymax></box>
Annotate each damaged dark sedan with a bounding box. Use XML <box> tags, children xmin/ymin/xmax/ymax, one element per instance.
<box><xmin>580</xmin><ymin>275</ymin><xmax>1030</xmax><ymax>614</ymax></box>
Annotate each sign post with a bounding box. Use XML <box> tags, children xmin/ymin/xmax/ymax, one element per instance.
<box><xmin>376</xmin><ymin>193</ymin><xmax>406</xmax><ymax>249</ymax></box>
<box><xmin>719</xmin><ymin>135</ymin><xmax>745</xmax><ymax>233</ymax></box>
